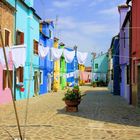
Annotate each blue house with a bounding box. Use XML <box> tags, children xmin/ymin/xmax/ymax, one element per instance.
<box><xmin>112</xmin><ymin>35</ymin><xmax>120</xmax><ymax>95</ymax></box>
<box><xmin>65</xmin><ymin>47</ymin><xmax>75</xmax><ymax>86</ymax></box>
<box><xmin>7</xmin><ymin>0</ymin><xmax>41</xmax><ymax>100</ymax></box>
<box><xmin>39</xmin><ymin>20</ymin><xmax>54</xmax><ymax>94</ymax></box>
<box><xmin>92</xmin><ymin>53</ymin><xmax>108</xmax><ymax>83</ymax></box>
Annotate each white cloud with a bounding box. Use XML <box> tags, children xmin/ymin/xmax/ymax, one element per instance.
<box><xmin>89</xmin><ymin>0</ymin><xmax>105</xmax><ymax>7</ymax></box>
<box><xmin>53</xmin><ymin>1</ymin><xmax>71</xmax><ymax>8</ymax></box>
<box><xmin>99</xmin><ymin>7</ymin><xmax>118</xmax><ymax>15</ymax></box>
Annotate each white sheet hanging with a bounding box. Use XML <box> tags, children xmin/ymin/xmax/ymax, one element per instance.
<box><xmin>64</xmin><ymin>49</ymin><xmax>75</xmax><ymax>63</ymax></box>
<box><xmin>77</xmin><ymin>51</ymin><xmax>88</xmax><ymax>65</ymax></box>
<box><xmin>0</xmin><ymin>47</ymin><xmax>10</xmax><ymax>66</ymax></box>
<box><xmin>11</xmin><ymin>45</ymin><xmax>26</xmax><ymax>68</ymax></box>
<box><xmin>38</xmin><ymin>44</ymin><xmax>50</xmax><ymax>58</ymax></box>
<box><xmin>51</xmin><ymin>48</ymin><xmax>63</xmax><ymax>61</ymax></box>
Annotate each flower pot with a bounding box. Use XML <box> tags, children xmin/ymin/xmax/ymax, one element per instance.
<box><xmin>65</xmin><ymin>99</ymin><xmax>81</xmax><ymax>112</ymax></box>
<box><xmin>73</xmin><ymin>89</ymin><xmax>79</xmax><ymax>93</ymax></box>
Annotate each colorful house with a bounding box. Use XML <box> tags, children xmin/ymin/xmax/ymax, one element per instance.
<box><xmin>53</xmin><ymin>37</ymin><xmax>60</xmax><ymax>91</ymax></box>
<box><xmin>118</xmin><ymin>5</ymin><xmax>130</xmax><ymax>103</ymax></box>
<box><xmin>9</xmin><ymin>0</ymin><xmax>41</xmax><ymax>100</ymax></box>
<box><xmin>112</xmin><ymin>35</ymin><xmax>120</xmax><ymax>95</ymax></box>
<box><xmin>79</xmin><ymin>64</ymin><xmax>85</xmax><ymax>85</ymax></box>
<box><xmin>66</xmin><ymin>47</ymin><xmax>75</xmax><ymax>86</ymax></box>
<box><xmin>0</xmin><ymin>0</ymin><xmax>15</xmax><ymax>104</ymax></box>
<box><xmin>92</xmin><ymin>53</ymin><xmax>108</xmax><ymax>83</ymax></box>
<box><xmin>59</xmin><ymin>42</ymin><xmax>67</xmax><ymax>89</ymax></box>
<box><xmin>127</xmin><ymin>0</ymin><xmax>140</xmax><ymax>106</ymax></box>
<box><xmin>39</xmin><ymin>20</ymin><xmax>54</xmax><ymax>94</ymax></box>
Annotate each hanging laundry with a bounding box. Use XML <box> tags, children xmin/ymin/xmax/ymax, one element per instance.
<box><xmin>11</xmin><ymin>45</ymin><xmax>26</xmax><ymax>68</ymax></box>
<box><xmin>51</xmin><ymin>48</ymin><xmax>63</xmax><ymax>61</ymax></box>
<box><xmin>77</xmin><ymin>51</ymin><xmax>88</xmax><ymax>65</ymax></box>
<box><xmin>80</xmin><ymin>71</ymin><xmax>91</xmax><ymax>82</ymax></box>
<box><xmin>74</xmin><ymin>70</ymin><xmax>79</xmax><ymax>79</ymax></box>
<box><xmin>0</xmin><ymin>47</ymin><xmax>10</xmax><ymax>67</ymax></box>
<box><xmin>63</xmin><ymin>49</ymin><xmax>75</xmax><ymax>63</ymax></box>
<box><xmin>38</xmin><ymin>44</ymin><xmax>49</xmax><ymax>58</ymax></box>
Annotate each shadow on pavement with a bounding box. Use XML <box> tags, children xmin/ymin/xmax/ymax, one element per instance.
<box><xmin>57</xmin><ymin>90</ymin><xmax>140</xmax><ymax>127</ymax></box>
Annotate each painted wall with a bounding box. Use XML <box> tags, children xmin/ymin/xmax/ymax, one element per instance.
<box><xmin>39</xmin><ymin>21</ymin><xmax>54</xmax><ymax>94</ymax></box>
<box><xmin>60</xmin><ymin>43</ymin><xmax>66</xmax><ymax>89</ymax></box>
<box><xmin>15</xmin><ymin>0</ymin><xmax>40</xmax><ymax>100</ymax></box>
<box><xmin>0</xmin><ymin>1</ymin><xmax>15</xmax><ymax>104</ymax></box>
<box><xmin>131</xmin><ymin>0</ymin><xmax>140</xmax><ymax>106</ymax></box>
<box><xmin>119</xmin><ymin>5</ymin><xmax>130</xmax><ymax>103</ymax></box>
<box><xmin>66</xmin><ymin>47</ymin><xmax>75</xmax><ymax>86</ymax></box>
<box><xmin>113</xmin><ymin>36</ymin><xmax>120</xmax><ymax>95</ymax></box>
<box><xmin>92</xmin><ymin>53</ymin><xmax>108</xmax><ymax>82</ymax></box>
<box><xmin>53</xmin><ymin>38</ymin><xmax>60</xmax><ymax>91</ymax></box>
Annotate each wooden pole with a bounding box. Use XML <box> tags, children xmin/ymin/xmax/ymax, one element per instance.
<box><xmin>0</xmin><ymin>26</ymin><xmax>23</xmax><ymax>140</ymax></box>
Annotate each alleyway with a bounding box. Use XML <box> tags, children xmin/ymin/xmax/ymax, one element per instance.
<box><xmin>0</xmin><ymin>87</ymin><xmax>140</xmax><ymax>140</ymax></box>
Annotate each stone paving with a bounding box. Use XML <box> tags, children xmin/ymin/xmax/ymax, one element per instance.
<box><xmin>0</xmin><ymin>86</ymin><xmax>140</xmax><ymax>140</ymax></box>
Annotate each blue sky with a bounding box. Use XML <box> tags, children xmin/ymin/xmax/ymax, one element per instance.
<box><xmin>34</xmin><ymin>0</ymin><xmax>125</xmax><ymax>66</ymax></box>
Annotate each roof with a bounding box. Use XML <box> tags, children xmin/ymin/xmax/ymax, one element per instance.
<box><xmin>54</xmin><ymin>37</ymin><xmax>59</xmax><ymax>41</ymax></box>
<box><xmin>59</xmin><ymin>42</ymin><xmax>65</xmax><ymax>46</ymax></box>
<box><xmin>85</xmin><ymin>67</ymin><xmax>92</xmax><ymax>72</ymax></box>
<box><xmin>1</xmin><ymin>0</ymin><xmax>16</xmax><ymax>11</ymax></box>
<box><xmin>19</xmin><ymin>0</ymin><xmax>41</xmax><ymax>20</ymax></box>
<box><xmin>109</xmin><ymin>35</ymin><xmax>119</xmax><ymax>49</ymax></box>
<box><xmin>126</xmin><ymin>0</ymin><xmax>131</xmax><ymax>4</ymax></box>
<box><xmin>118</xmin><ymin>4</ymin><xmax>128</xmax><ymax>12</ymax></box>
<box><xmin>122</xmin><ymin>11</ymin><xmax>131</xmax><ymax>28</ymax></box>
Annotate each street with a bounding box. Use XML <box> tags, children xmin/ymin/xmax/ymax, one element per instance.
<box><xmin>0</xmin><ymin>86</ymin><xmax>140</xmax><ymax>140</ymax></box>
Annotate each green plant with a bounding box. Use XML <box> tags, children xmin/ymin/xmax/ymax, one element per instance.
<box><xmin>91</xmin><ymin>81</ymin><xmax>97</xmax><ymax>87</ymax></box>
<box><xmin>63</xmin><ymin>87</ymin><xmax>85</xmax><ymax>101</ymax></box>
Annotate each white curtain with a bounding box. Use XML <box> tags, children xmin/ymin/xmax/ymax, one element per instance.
<box><xmin>77</xmin><ymin>51</ymin><xmax>88</xmax><ymax>65</ymax></box>
<box><xmin>64</xmin><ymin>49</ymin><xmax>75</xmax><ymax>63</ymax></box>
<box><xmin>11</xmin><ymin>45</ymin><xmax>26</xmax><ymax>68</ymax></box>
<box><xmin>0</xmin><ymin>47</ymin><xmax>10</xmax><ymax>66</ymax></box>
<box><xmin>39</xmin><ymin>44</ymin><xmax>50</xmax><ymax>58</ymax></box>
<box><xmin>51</xmin><ymin>48</ymin><xmax>63</xmax><ymax>61</ymax></box>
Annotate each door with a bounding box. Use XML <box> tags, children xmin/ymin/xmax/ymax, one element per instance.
<box><xmin>137</xmin><ymin>66</ymin><xmax>140</xmax><ymax>106</ymax></box>
<box><xmin>34</xmin><ymin>71</ymin><xmax>39</xmax><ymax>96</ymax></box>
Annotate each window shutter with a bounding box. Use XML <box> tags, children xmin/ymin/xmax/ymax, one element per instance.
<box><xmin>20</xmin><ymin>67</ymin><xmax>23</xmax><ymax>82</ymax></box>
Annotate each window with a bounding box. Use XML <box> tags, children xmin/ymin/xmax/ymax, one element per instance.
<box><xmin>127</xmin><ymin>65</ymin><xmax>130</xmax><ymax>85</ymax></box>
<box><xmin>16</xmin><ymin>31</ymin><xmax>24</xmax><ymax>45</ymax></box>
<box><xmin>33</xmin><ymin>40</ymin><xmax>38</xmax><ymax>55</ymax></box>
<box><xmin>16</xmin><ymin>67</ymin><xmax>23</xmax><ymax>83</ymax></box>
<box><xmin>5</xmin><ymin>29</ymin><xmax>10</xmax><ymax>47</ymax></box>
<box><xmin>95</xmin><ymin>63</ymin><xmax>98</xmax><ymax>69</ymax></box>
<box><xmin>39</xmin><ymin>70</ymin><xmax>43</xmax><ymax>85</ymax></box>
<box><xmin>3</xmin><ymin>70</ymin><xmax>13</xmax><ymax>90</ymax></box>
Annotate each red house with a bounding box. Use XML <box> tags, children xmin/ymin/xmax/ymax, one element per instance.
<box><xmin>127</xmin><ymin>0</ymin><xmax>140</xmax><ymax>106</ymax></box>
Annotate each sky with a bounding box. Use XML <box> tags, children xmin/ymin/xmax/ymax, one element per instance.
<box><xmin>34</xmin><ymin>0</ymin><xmax>126</xmax><ymax>66</ymax></box>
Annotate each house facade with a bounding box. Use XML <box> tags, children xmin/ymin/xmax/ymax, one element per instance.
<box><xmin>59</xmin><ymin>42</ymin><xmax>66</xmax><ymax>89</ymax></box>
<box><xmin>7</xmin><ymin>0</ymin><xmax>41</xmax><ymax>100</ymax></box>
<box><xmin>92</xmin><ymin>53</ymin><xmax>108</xmax><ymax>83</ymax></box>
<box><xmin>53</xmin><ymin>37</ymin><xmax>60</xmax><ymax>91</ymax></box>
<box><xmin>0</xmin><ymin>0</ymin><xmax>15</xmax><ymax>104</ymax></box>
<box><xmin>112</xmin><ymin>35</ymin><xmax>120</xmax><ymax>95</ymax></box>
<box><xmin>118</xmin><ymin>5</ymin><xmax>130</xmax><ymax>103</ymax></box>
<box><xmin>39</xmin><ymin>20</ymin><xmax>54</xmax><ymax>94</ymax></box>
<box><xmin>127</xmin><ymin>0</ymin><xmax>140</xmax><ymax>106</ymax></box>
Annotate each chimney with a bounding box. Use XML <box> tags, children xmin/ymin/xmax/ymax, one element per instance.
<box><xmin>118</xmin><ymin>5</ymin><xmax>129</xmax><ymax>28</ymax></box>
<box><xmin>92</xmin><ymin>52</ymin><xmax>96</xmax><ymax>59</ymax></box>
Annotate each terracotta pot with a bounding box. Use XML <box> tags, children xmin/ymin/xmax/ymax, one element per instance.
<box><xmin>65</xmin><ymin>99</ymin><xmax>81</xmax><ymax>112</ymax></box>
<box><xmin>73</xmin><ymin>89</ymin><xmax>79</xmax><ymax>93</ymax></box>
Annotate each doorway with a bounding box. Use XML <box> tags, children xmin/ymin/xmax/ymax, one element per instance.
<box><xmin>34</xmin><ymin>71</ymin><xmax>39</xmax><ymax>96</ymax></box>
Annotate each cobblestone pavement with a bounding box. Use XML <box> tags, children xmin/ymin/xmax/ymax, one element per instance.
<box><xmin>0</xmin><ymin>86</ymin><xmax>140</xmax><ymax>140</ymax></box>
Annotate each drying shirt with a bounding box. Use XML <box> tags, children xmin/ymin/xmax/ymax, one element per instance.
<box><xmin>11</xmin><ymin>45</ymin><xmax>26</xmax><ymax>68</ymax></box>
<box><xmin>0</xmin><ymin>47</ymin><xmax>10</xmax><ymax>67</ymax></box>
<box><xmin>38</xmin><ymin>44</ymin><xmax>49</xmax><ymax>58</ymax></box>
<box><xmin>51</xmin><ymin>48</ymin><xmax>63</xmax><ymax>61</ymax></box>
<box><xmin>63</xmin><ymin>49</ymin><xmax>75</xmax><ymax>63</ymax></box>
<box><xmin>77</xmin><ymin>51</ymin><xmax>88</xmax><ymax>65</ymax></box>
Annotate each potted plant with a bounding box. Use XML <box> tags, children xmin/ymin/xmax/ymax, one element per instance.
<box><xmin>91</xmin><ymin>81</ymin><xmax>97</xmax><ymax>87</ymax></box>
<box><xmin>63</xmin><ymin>86</ymin><xmax>85</xmax><ymax>112</ymax></box>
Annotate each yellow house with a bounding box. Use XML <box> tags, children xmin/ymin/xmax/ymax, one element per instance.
<box><xmin>53</xmin><ymin>37</ymin><xmax>60</xmax><ymax>91</ymax></box>
<box><xmin>79</xmin><ymin>64</ymin><xmax>85</xmax><ymax>85</ymax></box>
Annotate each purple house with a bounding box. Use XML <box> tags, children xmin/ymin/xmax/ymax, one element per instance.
<box><xmin>118</xmin><ymin>5</ymin><xmax>130</xmax><ymax>103</ymax></box>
